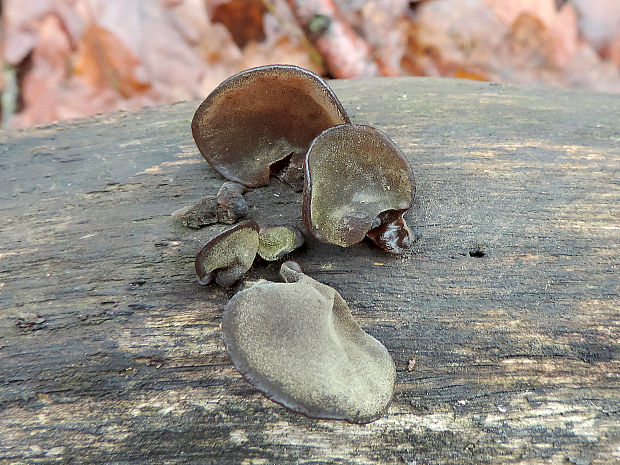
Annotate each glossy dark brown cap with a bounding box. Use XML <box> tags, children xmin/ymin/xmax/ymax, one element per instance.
<box><xmin>192</xmin><ymin>65</ymin><xmax>350</xmax><ymax>188</ymax></box>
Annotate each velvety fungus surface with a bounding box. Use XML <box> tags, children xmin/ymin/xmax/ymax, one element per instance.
<box><xmin>195</xmin><ymin>221</ymin><xmax>259</xmax><ymax>287</ymax></box>
<box><xmin>257</xmin><ymin>226</ymin><xmax>304</xmax><ymax>261</ymax></box>
<box><xmin>302</xmin><ymin>124</ymin><xmax>415</xmax><ymax>254</ymax></box>
<box><xmin>221</xmin><ymin>262</ymin><xmax>396</xmax><ymax>423</ymax></box>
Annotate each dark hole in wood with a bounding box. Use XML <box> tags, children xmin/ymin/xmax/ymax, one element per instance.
<box><xmin>469</xmin><ymin>247</ymin><xmax>486</xmax><ymax>258</ymax></box>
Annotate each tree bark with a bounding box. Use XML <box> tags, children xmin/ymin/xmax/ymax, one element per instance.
<box><xmin>0</xmin><ymin>77</ymin><xmax>618</xmax><ymax>464</ymax></box>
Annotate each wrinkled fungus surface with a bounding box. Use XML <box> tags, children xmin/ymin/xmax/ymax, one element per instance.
<box><xmin>257</xmin><ymin>226</ymin><xmax>304</xmax><ymax>261</ymax></box>
<box><xmin>195</xmin><ymin>221</ymin><xmax>259</xmax><ymax>287</ymax></box>
<box><xmin>191</xmin><ymin>64</ymin><xmax>350</xmax><ymax>188</ymax></box>
<box><xmin>303</xmin><ymin>124</ymin><xmax>415</xmax><ymax>254</ymax></box>
<box><xmin>221</xmin><ymin>262</ymin><xmax>396</xmax><ymax>423</ymax></box>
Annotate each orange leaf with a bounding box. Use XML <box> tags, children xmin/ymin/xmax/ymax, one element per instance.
<box><xmin>211</xmin><ymin>0</ymin><xmax>266</xmax><ymax>48</ymax></box>
<box><xmin>73</xmin><ymin>23</ymin><xmax>150</xmax><ymax>98</ymax></box>
<box><xmin>453</xmin><ymin>68</ymin><xmax>488</xmax><ymax>81</ymax></box>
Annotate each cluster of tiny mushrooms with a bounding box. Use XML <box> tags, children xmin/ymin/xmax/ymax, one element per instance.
<box><xmin>174</xmin><ymin>65</ymin><xmax>415</xmax><ymax>424</ymax></box>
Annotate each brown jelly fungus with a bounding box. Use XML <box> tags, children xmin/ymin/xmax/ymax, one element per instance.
<box><xmin>280</xmin><ymin>260</ymin><xmax>303</xmax><ymax>275</ymax></box>
<box><xmin>216</xmin><ymin>181</ymin><xmax>248</xmax><ymax>224</ymax></box>
<box><xmin>257</xmin><ymin>226</ymin><xmax>305</xmax><ymax>261</ymax></box>
<box><xmin>302</xmin><ymin>124</ymin><xmax>415</xmax><ymax>254</ymax></box>
<box><xmin>191</xmin><ymin>64</ymin><xmax>349</xmax><ymax>188</ymax></box>
<box><xmin>221</xmin><ymin>262</ymin><xmax>396</xmax><ymax>423</ymax></box>
<box><xmin>195</xmin><ymin>221</ymin><xmax>259</xmax><ymax>287</ymax></box>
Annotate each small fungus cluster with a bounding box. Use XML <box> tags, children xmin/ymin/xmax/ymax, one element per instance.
<box><xmin>195</xmin><ymin>221</ymin><xmax>304</xmax><ymax>286</ymax></box>
<box><xmin>172</xmin><ymin>181</ymin><xmax>249</xmax><ymax>228</ymax></box>
<box><xmin>180</xmin><ymin>64</ymin><xmax>416</xmax><ymax>423</ymax></box>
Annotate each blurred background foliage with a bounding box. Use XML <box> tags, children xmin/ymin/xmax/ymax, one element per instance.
<box><xmin>1</xmin><ymin>0</ymin><xmax>619</xmax><ymax>128</ymax></box>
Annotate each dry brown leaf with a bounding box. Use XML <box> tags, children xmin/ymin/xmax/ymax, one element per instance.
<box><xmin>36</xmin><ymin>14</ymin><xmax>72</xmax><ymax>69</ymax></box>
<box><xmin>73</xmin><ymin>23</ymin><xmax>151</xmax><ymax>98</ymax></box>
<box><xmin>484</xmin><ymin>0</ymin><xmax>557</xmax><ymax>27</ymax></box>
<box><xmin>287</xmin><ymin>0</ymin><xmax>379</xmax><ymax>78</ymax></box>
<box><xmin>239</xmin><ymin>36</ymin><xmax>322</xmax><ymax>73</ymax></box>
<box><xmin>573</xmin><ymin>0</ymin><xmax>620</xmax><ymax>55</ymax></box>
<box><xmin>401</xmin><ymin>0</ymin><xmax>505</xmax><ymax>79</ymax></box>
<box><xmin>2</xmin><ymin>0</ymin><xmax>84</xmax><ymax>63</ymax></box>
<box><xmin>610</xmin><ymin>31</ymin><xmax>620</xmax><ymax>69</ymax></box>
<box><xmin>506</xmin><ymin>13</ymin><xmax>554</xmax><ymax>68</ymax></box>
<box><xmin>3</xmin><ymin>0</ymin><xmax>620</xmax><ymax>128</ymax></box>
<box><xmin>402</xmin><ymin>0</ymin><xmax>620</xmax><ymax>91</ymax></box>
<box><xmin>211</xmin><ymin>0</ymin><xmax>267</xmax><ymax>47</ymax></box>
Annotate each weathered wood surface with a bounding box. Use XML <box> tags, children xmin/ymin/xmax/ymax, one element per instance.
<box><xmin>0</xmin><ymin>77</ymin><xmax>618</xmax><ymax>464</ymax></box>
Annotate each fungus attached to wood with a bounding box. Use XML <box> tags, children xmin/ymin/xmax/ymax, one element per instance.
<box><xmin>172</xmin><ymin>197</ymin><xmax>219</xmax><ymax>229</ymax></box>
<box><xmin>195</xmin><ymin>221</ymin><xmax>259</xmax><ymax>287</ymax></box>
<box><xmin>221</xmin><ymin>262</ymin><xmax>396</xmax><ymax>423</ymax></box>
<box><xmin>302</xmin><ymin>124</ymin><xmax>415</xmax><ymax>254</ymax></box>
<box><xmin>257</xmin><ymin>226</ymin><xmax>304</xmax><ymax>261</ymax></box>
<box><xmin>191</xmin><ymin>64</ymin><xmax>350</xmax><ymax>188</ymax></box>
<box><xmin>173</xmin><ymin>182</ymin><xmax>249</xmax><ymax>229</ymax></box>
<box><xmin>216</xmin><ymin>181</ymin><xmax>248</xmax><ymax>224</ymax></box>
<box><xmin>280</xmin><ymin>260</ymin><xmax>304</xmax><ymax>275</ymax></box>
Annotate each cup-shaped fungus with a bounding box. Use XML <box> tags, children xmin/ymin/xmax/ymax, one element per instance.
<box><xmin>191</xmin><ymin>65</ymin><xmax>350</xmax><ymax>188</ymax></box>
<box><xmin>257</xmin><ymin>226</ymin><xmax>305</xmax><ymax>261</ymax></box>
<box><xmin>302</xmin><ymin>124</ymin><xmax>415</xmax><ymax>254</ymax></box>
<box><xmin>221</xmin><ymin>262</ymin><xmax>396</xmax><ymax>423</ymax></box>
<box><xmin>195</xmin><ymin>221</ymin><xmax>259</xmax><ymax>287</ymax></box>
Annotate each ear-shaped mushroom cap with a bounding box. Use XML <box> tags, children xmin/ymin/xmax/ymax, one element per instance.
<box><xmin>191</xmin><ymin>65</ymin><xmax>350</xmax><ymax>188</ymax></box>
<box><xmin>302</xmin><ymin>124</ymin><xmax>415</xmax><ymax>254</ymax></box>
<box><xmin>257</xmin><ymin>226</ymin><xmax>305</xmax><ymax>261</ymax></box>
<box><xmin>222</xmin><ymin>262</ymin><xmax>396</xmax><ymax>423</ymax></box>
<box><xmin>195</xmin><ymin>221</ymin><xmax>259</xmax><ymax>287</ymax></box>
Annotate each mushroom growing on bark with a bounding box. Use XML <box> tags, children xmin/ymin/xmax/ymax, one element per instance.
<box><xmin>172</xmin><ymin>181</ymin><xmax>249</xmax><ymax>229</ymax></box>
<box><xmin>216</xmin><ymin>181</ymin><xmax>248</xmax><ymax>224</ymax></box>
<box><xmin>302</xmin><ymin>124</ymin><xmax>415</xmax><ymax>254</ymax></box>
<box><xmin>257</xmin><ymin>226</ymin><xmax>305</xmax><ymax>261</ymax></box>
<box><xmin>221</xmin><ymin>262</ymin><xmax>396</xmax><ymax>423</ymax></box>
<box><xmin>171</xmin><ymin>197</ymin><xmax>219</xmax><ymax>229</ymax></box>
<box><xmin>195</xmin><ymin>221</ymin><xmax>259</xmax><ymax>287</ymax></box>
<box><xmin>191</xmin><ymin>64</ymin><xmax>350</xmax><ymax>189</ymax></box>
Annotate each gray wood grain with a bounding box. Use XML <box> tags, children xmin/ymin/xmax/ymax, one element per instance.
<box><xmin>0</xmin><ymin>77</ymin><xmax>618</xmax><ymax>465</ymax></box>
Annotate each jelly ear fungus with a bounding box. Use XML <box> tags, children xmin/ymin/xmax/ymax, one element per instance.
<box><xmin>191</xmin><ymin>64</ymin><xmax>350</xmax><ymax>189</ymax></box>
<box><xmin>221</xmin><ymin>262</ymin><xmax>396</xmax><ymax>424</ymax></box>
<box><xmin>216</xmin><ymin>181</ymin><xmax>248</xmax><ymax>224</ymax></box>
<box><xmin>257</xmin><ymin>226</ymin><xmax>305</xmax><ymax>261</ymax></box>
<box><xmin>195</xmin><ymin>221</ymin><xmax>260</xmax><ymax>287</ymax></box>
<box><xmin>302</xmin><ymin>124</ymin><xmax>415</xmax><ymax>254</ymax></box>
